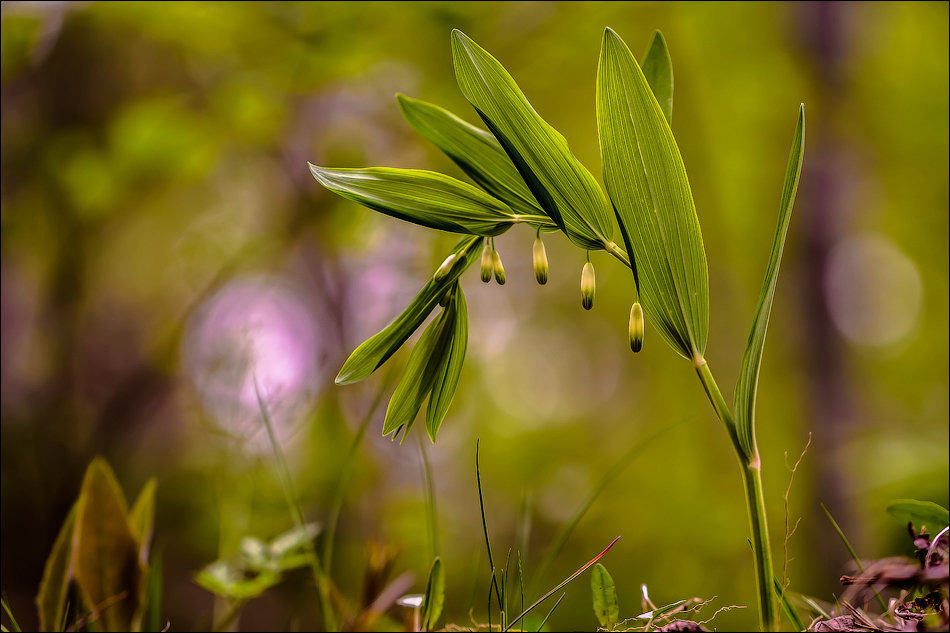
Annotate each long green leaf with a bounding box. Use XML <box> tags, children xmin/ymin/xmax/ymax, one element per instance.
<box><xmin>73</xmin><ymin>458</ymin><xmax>142</xmax><ymax>632</ymax></box>
<box><xmin>335</xmin><ymin>235</ymin><xmax>482</xmax><ymax>385</ymax></box>
<box><xmin>421</xmin><ymin>557</ymin><xmax>445</xmax><ymax>632</ymax></box>
<box><xmin>597</xmin><ymin>27</ymin><xmax>709</xmax><ymax>361</ymax></box>
<box><xmin>397</xmin><ymin>94</ymin><xmax>550</xmax><ymax>223</ymax></box>
<box><xmin>36</xmin><ymin>501</ymin><xmax>79</xmax><ymax>632</ymax></box>
<box><xmin>590</xmin><ymin>563</ymin><xmax>619</xmax><ymax>629</ymax></box>
<box><xmin>641</xmin><ymin>31</ymin><xmax>673</xmax><ymax>125</ymax></box>
<box><xmin>426</xmin><ymin>285</ymin><xmax>468</xmax><ymax>442</ymax></box>
<box><xmin>310</xmin><ymin>164</ymin><xmax>516</xmax><ymax>237</ymax></box>
<box><xmin>382</xmin><ymin>298</ymin><xmax>457</xmax><ymax>441</ymax></box>
<box><xmin>451</xmin><ymin>30</ymin><xmax>614</xmax><ymax>250</ymax></box>
<box><xmin>734</xmin><ymin>106</ymin><xmax>804</xmax><ymax>460</ymax></box>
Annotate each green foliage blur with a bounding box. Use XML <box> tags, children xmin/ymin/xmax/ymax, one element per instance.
<box><xmin>2</xmin><ymin>2</ymin><xmax>947</xmax><ymax>631</ymax></box>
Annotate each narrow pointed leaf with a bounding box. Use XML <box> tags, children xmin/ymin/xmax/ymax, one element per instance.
<box><xmin>129</xmin><ymin>479</ymin><xmax>156</xmax><ymax>565</ymax></box>
<box><xmin>421</xmin><ymin>557</ymin><xmax>445</xmax><ymax>632</ymax></box>
<box><xmin>426</xmin><ymin>285</ymin><xmax>468</xmax><ymax>442</ymax></box>
<box><xmin>310</xmin><ymin>164</ymin><xmax>516</xmax><ymax>236</ymax></box>
<box><xmin>597</xmin><ymin>27</ymin><xmax>708</xmax><ymax>360</ymax></box>
<box><xmin>397</xmin><ymin>94</ymin><xmax>551</xmax><ymax>224</ymax></box>
<box><xmin>734</xmin><ymin>106</ymin><xmax>804</xmax><ymax>460</ymax></box>
<box><xmin>128</xmin><ymin>479</ymin><xmax>156</xmax><ymax>632</ymax></box>
<box><xmin>336</xmin><ymin>235</ymin><xmax>482</xmax><ymax>385</ymax></box>
<box><xmin>642</xmin><ymin>31</ymin><xmax>673</xmax><ymax>125</ymax></box>
<box><xmin>36</xmin><ymin>501</ymin><xmax>79</xmax><ymax>632</ymax></box>
<box><xmin>451</xmin><ymin>30</ymin><xmax>614</xmax><ymax>250</ymax></box>
<box><xmin>382</xmin><ymin>299</ymin><xmax>457</xmax><ymax>440</ymax></box>
<box><xmin>73</xmin><ymin>458</ymin><xmax>142</xmax><ymax>633</ymax></box>
<box><xmin>590</xmin><ymin>563</ymin><xmax>619</xmax><ymax>628</ymax></box>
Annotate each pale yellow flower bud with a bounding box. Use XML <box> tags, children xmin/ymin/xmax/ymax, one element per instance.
<box><xmin>533</xmin><ymin>235</ymin><xmax>548</xmax><ymax>285</ymax></box>
<box><xmin>433</xmin><ymin>253</ymin><xmax>458</xmax><ymax>282</ymax></box>
<box><xmin>629</xmin><ymin>301</ymin><xmax>644</xmax><ymax>352</ymax></box>
<box><xmin>492</xmin><ymin>248</ymin><xmax>506</xmax><ymax>285</ymax></box>
<box><xmin>581</xmin><ymin>261</ymin><xmax>595</xmax><ymax>310</ymax></box>
<box><xmin>480</xmin><ymin>241</ymin><xmax>493</xmax><ymax>283</ymax></box>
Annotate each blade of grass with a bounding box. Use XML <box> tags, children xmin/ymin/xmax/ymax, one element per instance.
<box><xmin>254</xmin><ymin>381</ymin><xmax>335</xmax><ymax>631</ymax></box>
<box><xmin>772</xmin><ymin>576</ymin><xmax>805</xmax><ymax>632</ymax></box>
<box><xmin>476</xmin><ymin>440</ymin><xmax>503</xmax><ymax>611</ymax></box>
<box><xmin>505</xmin><ymin>535</ymin><xmax>621</xmax><ymax>631</ymax></box>
<box><xmin>532</xmin><ymin>428</ymin><xmax>667</xmax><ymax>589</ymax></box>
<box><xmin>0</xmin><ymin>595</ymin><xmax>21</xmax><ymax>633</ymax></box>
<box><xmin>323</xmin><ymin>369</ymin><xmax>392</xmax><ymax>574</ymax></box>
<box><xmin>535</xmin><ymin>592</ymin><xmax>566</xmax><ymax>632</ymax></box>
<box><xmin>144</xmin><ymin>553</ymin><xmax>163</xmax><ymax>633</ymax></box>
<box><xmin>418</xmin><ymin>434</ymin><xmax>440</xmax><ymax>560</ymax></box>
<box><xmin>820</xmin><ymin>504</ymin><xmax>888</xmax><ymax>616</ymax></box>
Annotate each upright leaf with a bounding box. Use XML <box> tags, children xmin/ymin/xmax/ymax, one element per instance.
<box><xmin>451</xmin><ymin>30</ymin><xmax>614</xmax><ymax>250</ymax></box>
<box><xmin>73</xmin><ymin>458</ymin><xmax>142</xmax><ymax>632</ymax></box>
<box><xmin>421</xmin><ymin>557</ymin><xmax>445</xmax><ymax>632</ymax></box>
<box><xmin>426</xmin><ymin>286</ymin><xmax>468</xmax><ymax>442</ymax></box>
<box><xmin>310</xmin><ymin>165</ymin><xmax>516</xmax><ymax>237</ymax></box>
<box><xmin>36</xmin><ymin>501</ymin><xmax>79</xmax><ymax>632</ymax></box>
<box><xmin>590</xmin><ymin>563</ymin><xmax>619</xmax><ymax>629</ymax></box>
<box><xmin>129</xmin><ymin>479</ymin><xmax>156</xmax><ymax>565</ymax></box>
<box><xmin>335</xmin><ymin>235</ymin><xmax>482</xmax><ymax>385</ymax></box>
<box><xmin>396</xmin><ymin>95</ymin><xmax>549</xmax><ymax>222</ymax></box>
<box><xmin>382</xmin><ymin>298</ymin><xmax>457</xmax><ymax>441</ymax></box>
<box><xmin>734</xmin><ymin>106</ymin><xmax>804</xmax><ymax>460</ymax></box>
<box><xmin>641</xmin><ymin>31</ymin><xmax>673</xmax><ymax>125</ymax></box>
<box><xmin>597</xmin><ymin>28</ymin><xmax>709</xmax><ymax>361</ymax></box>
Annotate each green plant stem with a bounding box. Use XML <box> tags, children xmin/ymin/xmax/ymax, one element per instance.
<box><xmin>694</xmin><ymin>359</ymin><xmax>778</xmax><ymax>632</ymax></box>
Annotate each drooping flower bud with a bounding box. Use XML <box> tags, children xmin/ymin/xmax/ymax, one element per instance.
<box><xmin>580</xmin><ymin>261</ymin><xmax>595</xmax><ymax>310</ymax></box>
<box><xmin>433</xmin><ymin>253</ymin><xmax>458</xmax><ymax>282</ymax></box>
<box><xmin>480</xmin><ymin>241</ymin><xmax>493</xmax><ymax>283</ymax></box>
<box><xmin>533</xmin><ymin>234</ymin><xmax>548</xmax><ymax>285</ymax></box>
<box><xmin>439</xmin><ymin>285</ymin><xmax>455</xmax><ymax>308</ymax></box>
<box><xmin>629</xmin><ymin>301</ymin><xmax>644</xmax><ymax>352</ymax></box>
<box><xmin>492</xmin><ymin>247</ymin><xmax>506</xmax><ymax>285</ymax></box>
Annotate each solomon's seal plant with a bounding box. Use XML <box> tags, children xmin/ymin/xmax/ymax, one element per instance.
<box><xmin>311</xmin><ymin>27</ymin><xmax>804</xmax><ymax>632</ymax></box>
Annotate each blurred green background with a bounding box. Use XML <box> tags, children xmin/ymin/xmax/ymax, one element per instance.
<box><xmin>2</xmin><ymin>2</ymin><xmax>947</xmax><ymax>630</ymax></box>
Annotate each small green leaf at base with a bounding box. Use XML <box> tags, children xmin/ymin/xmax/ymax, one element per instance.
<box><xmin>590</xmin><ymin>563</ymin><xmax>619</xmax><ymax>629</ymax></box>
<box><xmin>421</xmin><ymin>557</ymin><xmax>445</xmax><ymax>631</ymax></box>
<box><xmin>36</xmin><ymin>502</ymin><xmax>79</xmax><ymax>632</ymax></box>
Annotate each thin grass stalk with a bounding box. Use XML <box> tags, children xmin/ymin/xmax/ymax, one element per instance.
<box><xmin>694</xmin><ymin>361</ymin><xmax>778</xmax><ymax>632</ymax></box>
<box><xmin>254</xmin><ymin>382</ymin><xmax>336</xmax><ymax>632</ymax></box>
<box><xmin>418</xmin><ymin>434</ymin><xmax>440</xmax><ymax>560</ymax></box>
<box><xmin>323</xmin><ymin>380</ymin><xmax>389</xmax><ymax>576</ymax></box>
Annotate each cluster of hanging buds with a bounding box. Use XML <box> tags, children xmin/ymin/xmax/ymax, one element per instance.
<box><xmin>481</xmin><ymin>239</ymin><xmax>506</xmax><ymax>285</ymax></box>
